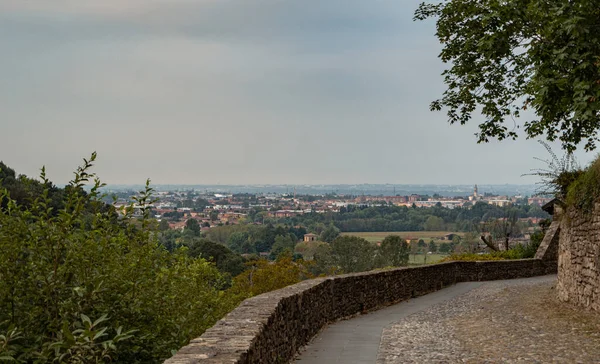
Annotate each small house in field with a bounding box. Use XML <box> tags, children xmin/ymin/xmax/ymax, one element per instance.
<box><xmin>441</xmin><ymin>233</ymin><xmax>460</xmax><ymax>241</ymax></box>
<box><xmin>304</xmin><ymin>233</ymin><xmax>317</xmax><ymax>242</ymax></box>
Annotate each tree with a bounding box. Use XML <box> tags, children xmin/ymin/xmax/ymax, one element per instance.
<box><xmin>379</xmin><ymin>235</ymin><xmax>409</xmax><ymax>267</ymax></box>
<box><xmin>320</xmin><ymin>224</ymin><xmax>340</xmax><ymax>243</ymax></box>
<box><xmin>458</xmin><ymin>232</ymin><xmax>480</xmax><ymax>253</ymax></box>
<box><xmin>415</xmin><ymin>0</ymin><xmax>600</xmax><ymax>152</ymax></box>
<box><xmin>187</xmin><ymin>239</ymin><xmax>246</xmax><ymax>277</ymax></box>
<box><xmin>269</xmin><ymin>234</ymin><xmax>297</xmax><ymax>259</ymax></box>
<box><xmin>195</xmin><ymin>198</ymin><xmax>210</xmax><ymax>211</ymax></box>
<box><xmin>229</xmin><ymin>253</ymin><xmax>313</xmax><ymax>298</ymax></box>
<box><xmin>312</xmin><ymin>243</ymin><xmax>337</xmax><ymax>275</ymax></box>
<box><xmin>428</xmin><ymin>240</ymin><xmax>437</xmax><ymax>253</ymax></box>
<box><xmin>227</xmin><ymin>231</ymin><xmax>250</xmax><ymax>253</ymax></box>
<box><xmin>185</xmin><ymin>218</ymin><xmax>201</xmax><ymax>236</ymax></box>
<box><xmin>479</xmin><ymin>208</ymin><xmax>521</xmax><ymax>251</ymax></box>
<box><xmin>294</xmin><ymin>240</ymin><xmax>329</xmax><ymax>260</ymax></box>
<box><xmin>439</xmin><ymin>242</ymin><xmax>451</xmax><ymax>253</ymax></box>
<box><xmin>424</xmin><ymin>216</ymin><xmax>445</xmax><ymax>231</ymax></box>
<box><xmin>158</xmin><ymin>219</ymin><xmax>170</xmax><ymax>231</ymax></box>
<box><xmin>330</xmin><ymin>236</ymin><xmax>376</xmax><ymax>273</ymax></box>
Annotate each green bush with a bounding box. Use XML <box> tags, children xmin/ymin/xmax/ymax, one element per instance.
<box><xmin>0</xmin><ymin>154</ymin><xmax>232</xmax><ymax>363</ymax></box>
<box><xmin>443</xmin><ymin>239</ymin><xmax>542</xmax><ymax>262</ymax></box>
<box><xmin>566</xmin><ymin>156</ymin><xmax>600</xmax><ymax>214</ymax></box>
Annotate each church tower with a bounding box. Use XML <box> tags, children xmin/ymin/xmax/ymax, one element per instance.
<box><xmin>473</xmin><ymin>184</ymin><xmax>478</xmax><ymax>198</ymax></box>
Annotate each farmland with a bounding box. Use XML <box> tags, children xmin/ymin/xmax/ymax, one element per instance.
<box><xmin>340</xmin><ymin>231</ymin><xmax>464</xmax><ymax>243</ymax></box>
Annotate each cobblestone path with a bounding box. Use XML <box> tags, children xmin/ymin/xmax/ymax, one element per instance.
<box><xmin>297</xmin><ymin>275</ymin><xmax>600</xmax><ymax>364</ymax></box>
<box><xmin>379</xmin><ymin>275</ymin><xmax>600</xmax><ymax>363</ymax></box>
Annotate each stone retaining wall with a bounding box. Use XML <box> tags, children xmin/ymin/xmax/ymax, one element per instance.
<box><xmin>165</xmin><ymin>259</ymin><xmax>556</xmax><ymax>364</ymax></box>
<box><xmin>558</xmin><ymin>204</ymin><xmax>600</xmax><ymax>310</ymax></box>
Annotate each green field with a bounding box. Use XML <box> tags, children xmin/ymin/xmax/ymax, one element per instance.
<box><xmin>340</xmin><ymin>231</ymin><xmax>463</xmax><ymax>243</ymax></box>
<box><xmin>408</xmin><ymin>254</ymin><xmax>447</xmax><ymax>264</ymax></box>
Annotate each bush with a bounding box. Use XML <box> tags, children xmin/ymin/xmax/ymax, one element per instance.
<box><xmin>442</xmin><ymin>240</ymin><xmax>541</xmax><ymax>262</ymax></box>
<box><xmin>0</xmin><ymin>154</ymin><xmax>231</xmax><ymax>363</ymax></box>
<box><xmin>228</xmin><ymin>253</ymin><xmax>313</xmax><ymax>299</ymax></box>
<box><xmin>566</xmin><ymin>156</ymin><xmax>600</xmax><ymax>213</ymax></box>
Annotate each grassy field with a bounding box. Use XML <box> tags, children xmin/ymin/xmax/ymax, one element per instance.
<box><xmin>340</xmin><ymin>231</ymin><xmax>464</xmax><ymax>243</ymax></box>
<box><xmin>408</xmin><ymin>254</ymin><xmax>447</xmax><ymax>265</ymax></box>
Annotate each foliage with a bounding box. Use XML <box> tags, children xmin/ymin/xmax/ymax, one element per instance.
<box><xmin>428</xmin><ymin>240</ymin><xmax>437</xmax><ymax>253</ymax></box>
<box><xmin>320</xmin><ymin>224</ymin><xmax>341</xmax><ymax>243</ymax></box>
<box><xmin>274</xmin><ymin>202</ymin><xmax>548</xmax><ymax>234</ymax></box>
<box><xmin>329</xmin><ymin>236</ymin><xmax>377</xmax><ymax>273</ymax></box>
<box><xmin>415</xmin><ymin>0</ymin><xmax>600</xmax><ymax>152</ymax></box>
<box><xmin>523</xmin><ymin>141</ymin><xmax>583</xmax><ymax>198</ymax></box>
<box><xmin>566</xmin><ymin>156</ymin><xmax>600</xmax><ymax>213</ymax></box>
<box><xmin>0</xmin><ymin>161</ymin><xmax>66</xmax><ymax>214</ymax></box>
<box><xmin>442</xmin><ymin>253</ymin><xmax>505</xmax><ymax>262</ymax></box>
<box><xmin>184</xmin><ymin>218</ymin><xmax>201</xmax><ymax>236</ymax></box>
<box><xmin>424</xmin><ymin>216</ymin><xmax>445</xmax><ymax>231</ymax></box>
<box><xmin>0</xmin><ymin>155</ymin><xmax>230</xmax><ymax>363</ymax></box>
<box><xmin>294</xmin><ymin>240</ymin><xmax>329</xmax><ymax>260</ymax></box>
<box><xmin>186</xmin><ymin>239</ymin><xmax>247</xmax><ymax>278</ymax></box>
<box><xmin>228</xmin><ymin>253</ymin><xmax>314</xmax><ymax>299</ymax></box>
<box><xmin>269</xmin><ymin>234</ymin><xmax>297</xmax><ymax>260</ymax></box>
<box><xmin>378</xmin><ymin>236</ymin><xmax>410</xmax><ymax>267</ymax></box>
<box><xmin>443</xmin><ymin>240</ymin><xmax>541</xmax><ymax>261</ymax></box>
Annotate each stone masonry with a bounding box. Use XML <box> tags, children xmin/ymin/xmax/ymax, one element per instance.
<box><xmin>558</xmin><ymin>203</ymin><xmax>600</xmax><ymax>310</ymax></box>
<box><xmin>164</xmin><ymin>259</ymin><xmax>556</xmax><ymax>364</ymax></box>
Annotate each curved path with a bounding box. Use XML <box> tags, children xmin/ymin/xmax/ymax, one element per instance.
<box><xmin>295</xmin><ymin>275</ymin><xmax>572</xmax><ymax>364</ymax></box>
<box><xmin>294</xmin><ymin>281</ymin><xmax>484</xmax><ymax>363</ymax></box>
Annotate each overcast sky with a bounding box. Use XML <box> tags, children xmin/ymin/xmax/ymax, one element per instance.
<box><xmin>0</xmin><ymin>0</ymin><xmax>594</xmax><ymax>185</ymax></box>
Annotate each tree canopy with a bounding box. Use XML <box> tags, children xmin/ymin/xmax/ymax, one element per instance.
<box><xmin>415</xmin><ymin>0</ymin><xmax>600</xmax><ymax>152</ymax></box>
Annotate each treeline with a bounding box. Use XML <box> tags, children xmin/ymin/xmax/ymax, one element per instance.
<box><xmin>252</xmin><ymin>202</ymin><xmax>548</xmax><ymax>233</ymax></box>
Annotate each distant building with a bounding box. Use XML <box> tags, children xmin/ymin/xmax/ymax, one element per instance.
<box><xmin>304</xmin><ymin>233</ymin><xmax>317</xmax><ymax>242</ymax></box>
<box><xmin>486</xmin><ymin>199</ymin><xmax>511</xmax><ymax>207</ymax></box>
<box><xmin>469</xmin><ymin>184</ymin><xmax>481</xmax><ymax>201</ymax></box>
<box><xmin>528</xmin><ymin>197</ymin><xmax>553</xmax><ymax>206</ymax></box>
<box><xmin>441</xmin><ymin>233</ymin><xmax>460</xmax><ymax>241</ymax></box>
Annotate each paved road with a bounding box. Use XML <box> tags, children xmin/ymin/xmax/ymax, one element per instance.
<box><xmin>294</xmin><ymin>281</ymin><xmax>484</xmax><ymax>364</ymax></box>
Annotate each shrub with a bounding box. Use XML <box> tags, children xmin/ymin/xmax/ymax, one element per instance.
<box><xmin>228</xmin><ymin>253</ymin><xmax>314</xmax><ymax>299</ymax></box>
<box><xmin>0</xmin><ymin>154</ymin><xmax>230</xmax><ymax>363</ymax></box>
<box><xmin>566</xmin><ymin>156</ymin><xmax>600</xmax><ymax>214</ymax></box>
<box><xmin>442</xmin><ymin>241</ymin><xmax>541</xmax><ymax>262</ymax></box>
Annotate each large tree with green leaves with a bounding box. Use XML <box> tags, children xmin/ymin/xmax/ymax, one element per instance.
<box><xmin>330</xmin><ymin>236</ymin><xmax>377</xmax><ymax>273</ymax></box>
<box><xmin>378</xmin><ymin>235</ymin><xmax>410</xmax><ymax>267</ymax></box>
<box><xmin>415</xmin><ymin>0</ymin><xmax>600</xmax><ymax>152</ymax></box>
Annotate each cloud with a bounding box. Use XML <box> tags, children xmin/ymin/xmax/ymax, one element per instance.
<box><xmin>0</xmin><ymin>0</ymin><xmax>592</xmax><ymax>185</ymax></box>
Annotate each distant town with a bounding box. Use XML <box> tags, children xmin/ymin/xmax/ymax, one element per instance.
<box><xmin>109</xmin><ymin>184</ymin><xmax>552</xmax><ymax>231</ymax></box>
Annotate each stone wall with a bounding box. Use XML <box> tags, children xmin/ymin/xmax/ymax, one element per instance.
<box><xmin>558</xmin><ymin>204</ymin><xmax>600</xmax><ymax>310</ymax></box>
<box><xmin>165</xmin><ymin>259</ymin><xmax>556</xmax><ymax>364</ymax></box>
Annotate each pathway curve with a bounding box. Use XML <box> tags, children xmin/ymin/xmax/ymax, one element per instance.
<box><xmin>296</xmin><ymin>275</ymin><xmax>600</xmax><ymax>364</ymax></box>
<box><xmin>295</xmin><ymin>281</ymin><xmax>484</xmax><ymax>364</ymax></box>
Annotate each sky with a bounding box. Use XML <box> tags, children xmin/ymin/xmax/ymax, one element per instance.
<box><xmin>0</xmin><ymin>0</ymin><xmax>595</xmax><ymax>186</ymax></box>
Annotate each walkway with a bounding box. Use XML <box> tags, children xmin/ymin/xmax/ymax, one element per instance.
<box><xmin>296</xmin><ymin>275</ymin><xmax>600</xmax><ymax>363</ymax></box>
<box><xmin>295</xmin><ymin>281</ymin><xmax>483</xmax><ymax>364</ymax></box>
